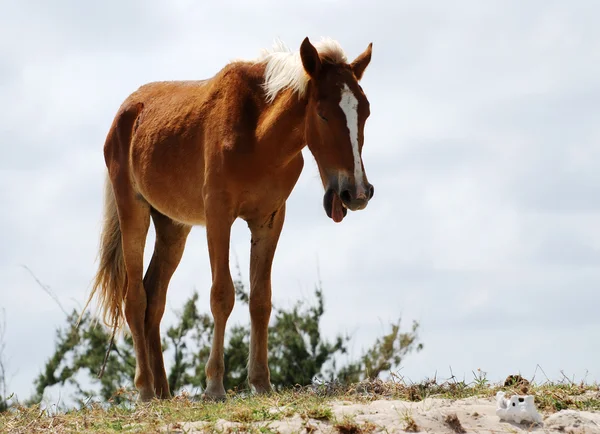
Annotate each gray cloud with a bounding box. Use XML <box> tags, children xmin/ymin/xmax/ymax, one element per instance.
<box><xmin>2</xmin><ymin>0</ymin><xmax>599</xmax><ymax>403</ymax></box>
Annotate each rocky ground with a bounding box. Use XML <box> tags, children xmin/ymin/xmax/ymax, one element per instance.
<box><xmin>179</xmin><ymin>395</ymin><xmax>600</xmax><ymax>433</ymax></box>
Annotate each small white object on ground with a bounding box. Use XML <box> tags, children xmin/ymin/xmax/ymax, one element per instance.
<box><xmin>496</xmin><ymin>391</ymin><xmax>543</xmax><ymax>424</ymax></box>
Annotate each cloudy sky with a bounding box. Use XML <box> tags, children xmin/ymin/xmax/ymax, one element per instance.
<box><xmin>2</xmin><ymin>0</ymin><xmax>599</xmax><ymax>402</ymax></box>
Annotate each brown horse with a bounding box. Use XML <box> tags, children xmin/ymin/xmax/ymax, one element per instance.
<box><xmin>86</xmin><ymin>37</ymin><xmax>375</xmax><ymax>401</ymax></box>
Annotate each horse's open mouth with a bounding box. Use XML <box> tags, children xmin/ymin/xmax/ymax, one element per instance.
<box><xmin>323</xmin><ymin>188</ymin><xmax>347</xmax><ymax>223</ymax></box>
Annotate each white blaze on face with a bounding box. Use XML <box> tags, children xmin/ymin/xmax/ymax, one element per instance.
<box><xmin>339</xmin><ymin>83</ymin><xmax>365</xmax><ymax>195</ymax></box>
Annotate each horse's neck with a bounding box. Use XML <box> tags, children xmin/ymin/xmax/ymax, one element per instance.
<box><xmin>255</xmin><ymin>90</ymin><xmax>307</xmax><ymax>166</ymax></box>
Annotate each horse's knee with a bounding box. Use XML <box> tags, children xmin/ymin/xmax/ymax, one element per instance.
<box><xmin>210</xmin><ymin>278</ymin><xmax>235</xmax><ymax>319</ymax></box>
<box><xmin>249</xmin><ymin>296</ymin><xmax>271</xmax><ymax>324</ymax></box>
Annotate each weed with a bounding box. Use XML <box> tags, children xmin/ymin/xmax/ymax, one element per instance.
<box><xmin>402</xmin><ymin>414</ymin><xmax>419</xmax><ymax>432</ymax></box>
<box><xmin>333</xmin><ymin>414</ymin><xmax>375</xmax><ymax>434</ymax></box>
<box><xmin>444</xmin><ymin>413</ymin><xmax>466</xmax><ymax>433</ymax></box>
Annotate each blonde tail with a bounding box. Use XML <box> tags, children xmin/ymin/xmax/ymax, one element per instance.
<box><xmin>81</xmin><ymin>174</ymin><xmax>126</xmax><ymax>334</ymax></box>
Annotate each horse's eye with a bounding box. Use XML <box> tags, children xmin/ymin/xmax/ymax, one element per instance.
<box><xmin>318</xmin><ymin>112</ymin><xmax>328</xmax><ymax>122</ymax></box>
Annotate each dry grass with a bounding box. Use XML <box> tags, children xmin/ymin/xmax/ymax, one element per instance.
<box><xmin>1</xmin><ymin>374</ymin><xmax>599</xmax><ymax>433</ymax></box>
<box><xmin>399</xmin><ymin>409</ymin><xmax>419</xmax><ymax>432</ymax></box>
<box><xmin>2</xmin><ymin>391</ymin><xmax>295</xmax><ymax>434</ymax></box>
<box><xmin>333</xmin><ymin>414</ymin><xmax>376</xmax><ymax>434</ymax></box>
<box><xmin>444</xmin><ymin>413</ymin><xmax>466</xmax><ymax>433</ymax></box>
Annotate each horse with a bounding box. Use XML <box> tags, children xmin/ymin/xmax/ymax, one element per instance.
<box><xmin>85</xmin><ymin>36</ymin><xmax>375</xmax><ymax>402</ymax></box>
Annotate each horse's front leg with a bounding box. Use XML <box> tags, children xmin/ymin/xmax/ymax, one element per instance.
<box><xmin>246</xmin><ymin>204</ymin><xmax>286</xmax><ymax>394</ymax></box>
<box><xmin>203</xmin><ymin>197</ymin><xmax>236</xmax><ymax>400</ymax></box>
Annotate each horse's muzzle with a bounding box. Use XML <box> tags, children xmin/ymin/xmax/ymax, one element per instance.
<box><xmin>338</xmin><ymin>181</ymin><xmax>374</xmax><ymax>211</ymax></box>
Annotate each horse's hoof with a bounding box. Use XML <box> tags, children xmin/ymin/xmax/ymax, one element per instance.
<box><xmin>202</xmin><ymin>392</ymin><xmax>226</xmax><ymax>402</ymax></box>
<box><xmin>138</xmin><ymin>388</ymin><xmax>156</xmax><ymax>403</ymax></box>
<box><xmin>204</xmin><ymin>380</ymin><xmax>227</xmax><ymax>401</ymax></box>
<box><xmin>155</xmin><ymin>384</ymin><xmax>172</xmax><ymax>400</ymax></box>
<box><xmin>250</xmin><ymin>383</ymin><xmax>273</xmax><ymax>395</ymax></box>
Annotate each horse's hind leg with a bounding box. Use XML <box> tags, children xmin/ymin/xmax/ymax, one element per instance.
<box><xmin>112</xmin><ymin>177</ymin><xmax>154</xmax><ymax>401</ymax></box>
<box><xmin>143</xmin><ymin>210</ymin><xmax>191</xmax><ymax>399</ymax></box>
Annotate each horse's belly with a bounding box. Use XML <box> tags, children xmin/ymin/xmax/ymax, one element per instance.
<box><xmin>136</xmin><ymin>177</ymin><xmax>207</xmax><ymax>226</ymax></box>
<box><xmin>147</xmin><ymin>191</ymin><xmax>207</xmax><ymax>226</ymax></box>
<box><xmin>131</xmin><ymin>144</ymin><xmax>207</xmax><ymax>226</ymax></box>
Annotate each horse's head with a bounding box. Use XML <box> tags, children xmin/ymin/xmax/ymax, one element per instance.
<box><xmin>300</xmin><ymin>37</ymin><xmax>374</xmax><ymax>223</ymax></box>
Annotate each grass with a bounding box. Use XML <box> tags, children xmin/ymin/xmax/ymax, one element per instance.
<box><xmin>398</xmin><ymin>408</ymin><xmax>419</xmax><ymax>432</ymax></box>
<box><xmin>2</xmin><ymin>373</ymin><xmax>599</xmax><ymax>433</ymax></box>
<box><xmin>444</xmin><ymin>413</ymin><xmax>466</xmax><ymax>433</ymax></box>
<box><xmin>332</xmin><ymin>414</ymin><xmax>377</xmax><ymax>433</ymax></box>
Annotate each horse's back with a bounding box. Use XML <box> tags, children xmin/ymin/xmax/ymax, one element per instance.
<box><xmin>128</xmin><ymin>79</ymin><xmax>212</xmax><ymax>125</ymax></box>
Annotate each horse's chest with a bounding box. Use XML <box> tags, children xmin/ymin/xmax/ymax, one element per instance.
<box><xmin>237</xmin><ymin>156</ymin><xmax>303</xmax><ymax>218</ymax></box>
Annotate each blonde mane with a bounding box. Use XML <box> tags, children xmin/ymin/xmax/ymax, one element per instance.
<box><xmin>257</xmin><ymin>38</ymin><xmax>348</xmax><ymax>103</ymax></box>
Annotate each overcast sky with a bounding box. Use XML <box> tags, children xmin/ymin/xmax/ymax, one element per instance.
<box><xmin>2</xmin><ymin>0</ymin><xmax>599</xmax><ymax>403</ymax></box>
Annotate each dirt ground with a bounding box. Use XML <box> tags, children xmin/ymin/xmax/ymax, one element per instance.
<box><xmin>179</xmin><ymin>395</ymin><xmax>600</xmax><ymax>433</ymax></box>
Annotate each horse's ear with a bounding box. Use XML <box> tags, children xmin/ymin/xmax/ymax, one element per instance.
<box><xmin>300</xmin><ymin>37</ymin><xmax>321</xmax><ymax>79</ymax></box>
<box><xmin>351</xmin><ymin>42</ymin><xmax>373</xmax><ymax>81</ymax></box>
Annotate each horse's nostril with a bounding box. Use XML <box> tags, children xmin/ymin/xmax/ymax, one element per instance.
<box><xmin>368</xmin><ymin>184</ymin><xmax>375</xmax><ymax>199</ymax></box>
<box><xmin>340</xmin><ymin>189</ymin><xmax>352</xmax><ymax>204</ymax></box>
